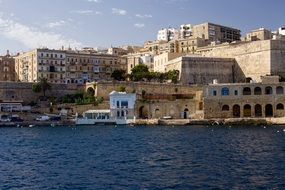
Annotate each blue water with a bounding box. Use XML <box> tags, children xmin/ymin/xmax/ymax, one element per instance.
<box><xmin>0</xmin><ymin>125</ymin><xmax>285</xmax><ymax>189</ymax></box>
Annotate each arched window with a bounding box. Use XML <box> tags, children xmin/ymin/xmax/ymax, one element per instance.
<box><xmin>265</xmin><ymin>86</ymin><xmax>273</xmax><ymax>95</ymax></box>
<box><xmin>255</xmin><ymin>104</ymin><xmax>262</xmax><ymax>117</ymax></box>
<box><xmin>244</xmin><ymin>104</ymin><xmax>251</xmax><ymax>117</ymax></box>
<box><xmin>254</xmin><ymin>87</ymin><xmax>262</xmax><ymax>95</ymax></box>
<box><xmin>265</xmin><ymin>104</ymin><xmax>273</xmax><ymax>117</ymax></box>
<box><xmin>222</xmin><ymin>105</ymin><xmax>229</xmax><ymax>111</ymax></box>
<box><xmin>276</xmin><ymin>86</ymin><xmax>284</xmax><ymax>95</ymax></box>
<box><xmin>243</xmin><ymin>87</ymin><xmax>251</xmax><ymax>95</ymax></box>
<box><xmin>233</xmin><ymin>105</ymin><xmax>240</xmax><ymax>117</ymax></box>
<box><xmin>276</xmin><ymin>103</ymin><xmax>284</xmax><ymax>110</ymax></box>
<box><xmin>221</xmin><ymin>87</ymin><xmax>230</xmax><ymax>96</ymax></box>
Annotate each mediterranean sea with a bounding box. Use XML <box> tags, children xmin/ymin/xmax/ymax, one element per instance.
<box><xmin>0</xmin><ymin>125</ymin><xmax>285</xmax><ymax>189</ymax></box>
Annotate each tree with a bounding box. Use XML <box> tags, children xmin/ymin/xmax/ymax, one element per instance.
<box><xmin>32</xmin><ymin>78</ymin><xmax>51</xmax><ymax>97</ymax></box>
<box><xmin>130</xmin><ymin>64</ymin><xmax>149</xmax><ymax>81</ymax></box>
<box><xmin>167</xmin><ymin>70</ymin><xmax>180</xmax><ymax>84</ymax></box>
<box><xmin>118</xmin><ymin>86</ymin><xmax>126</xmax><ymax>92</ymax></box>
<box><xmin>111</xmin><ymin>69</ymin><xmax>126</xmax><ymax>81</ymax></box>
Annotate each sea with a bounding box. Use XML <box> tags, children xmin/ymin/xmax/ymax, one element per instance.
<box><xmin>0</xmin><ymin>125</ymin><xmax>284</xmax><ymax>189</ymax></box>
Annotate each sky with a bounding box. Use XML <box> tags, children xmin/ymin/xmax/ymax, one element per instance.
<box><xmin>0</xmin><ymin>0</ymin><xmax>284</xmax><ymax>55</ymax></box>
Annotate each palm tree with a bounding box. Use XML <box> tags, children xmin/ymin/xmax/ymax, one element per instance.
<box><xmin>32</xmin><ymin>78</ymin><xmax>51</xmax><ymax>98</ymax></box>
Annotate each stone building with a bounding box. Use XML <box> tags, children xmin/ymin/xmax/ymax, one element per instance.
<box><xmin>153</xmin><ymin>52</ymin><xmax>184</xmax><ymax>72</ymax></box>
<box><xmin>192</xmin><ymin>22</ymin><xmax>241</xmax><ymax>43</ymax></box>
<box><xmin>0</xmin><ymin>51</ymin><xmax>15</xmax><ymax>81</ymax></box>
<box><xmin>15</xmin><ymin>48</ymin><xmax>127</xmax><ymax>84</ymax></box>
<box><xmin>244</xmin><ymin>28</ymin><xmax>272</xmax><ymax>41</ymax></box>
<box><xmin>65</xmin><ymin>50</ymin><xmax>126</xmax><ymax>84</ymax></box>
<box><xmin>204</xmin><ymin>76</ymin><xmax>285</xmax><ymax>119</ymax></box>
<box><xmin>177</xmin><ymin>37</ymin><xmax>207</xmax><ymax>54</ymax></box>
<box><xmin>125</xmin><ymin>53</ymin><xmax>154</xmax><ymax>74</ymax></box>
<box><xmin>197</xmin><ymin>39</ymin><xmax>285</xmax><ymax>82</ymax></box>
<box><xmin>85</xmin><ymin>81</ymin><xmax>204</xmax><ymax>119</ymax></box>
<box><xmin>15</xmin><ymin>49</ymin><xmax>67</xmax><ymax>83</ymax></box>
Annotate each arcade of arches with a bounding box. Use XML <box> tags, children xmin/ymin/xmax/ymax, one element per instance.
<box><xmin>137</xmin><ymin>100</ymin><xmax>198</xmax><ymax>119</ymax></box>
<box><xmin>221</xmin><ymin>103</ymin><xmax>284</xmax><ymax>118</ymax></box>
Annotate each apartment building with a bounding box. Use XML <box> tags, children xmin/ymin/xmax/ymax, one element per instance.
<box><xmin>0</xmin><ymin>51</ymin><xmax>15</xmax><ymax>81</ymax></box>
<box><xmin>15</xmin><ymin>48</ymin><xmax>127</xmax><ymax>84</ymax></box>
<box><xmin>125</xmin><ymin>53</ymin><xmax>154</xmax><ymax>74</ymax></box>
<box><xmin>192</xmin><ymin>22</ymin><xmax>241</xmax><ymax>43</ymax></box>
<box><xmin>15</xmin><ymin>49</ymin><xmax>66</xmax><ymax>83</ymax></box>
<box><xmin>157</xmin><ymin>28</ymin><xmax>179</xmax><ymax>41</ymax></box>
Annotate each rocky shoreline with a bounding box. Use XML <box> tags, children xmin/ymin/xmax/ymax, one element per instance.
<box><xmin>1</xmin><ymin>117</ymin><xmax>285</xmax><ymax>127</ymax></box>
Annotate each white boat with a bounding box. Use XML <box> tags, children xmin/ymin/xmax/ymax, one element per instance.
<box><xmin>76</xmin><ymin>109</ymin><xmax>135</xmax><ymax>125</ymax></box>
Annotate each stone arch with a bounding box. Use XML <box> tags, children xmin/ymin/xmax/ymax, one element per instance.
<box><xmin>276</xmin><ymin>86</ymin><xmax>284</xmax><ymax>95</ymax></box>
<box><xmin>254</xmin><ymin>87</ymin><xmax>262</xmax><ymax>95</ymax></box>
<box><xmin>183</xmin><ymin>108</ymin><xmax>189</xmax><ymax>119</ymax></box>
<box><xmin>233</xmin><ymin>104</ymin><xmax>240</xmax><ymax>118</ymax></box>
<box><xmin>154</xmin><ymin>108</ymin><xmax>161</xmax><ymax>119</ymax></box>
<box><xmin>222</xmin><ymin>105</ymin><xmax>229</xmax><ymax>111</ymax></box>
<box><xmin>265</xmin><ymin>104</ymin><xmax>273</xmax><ymax>117</ymax></box>
<box><xmin>265</xmin><ymin>86</ymin><xmax>273</xmax><ymax>95</ymax></box>
<box><xmin>243</xmin><ymin>87</ymin><xmax>251</xmax><ymax>95</ymax></box>
<box><xmin>86</xmin><ymin>87</ymin><xmax>95</xmax><ymax>97</ymax></box>
<box><xmin>276</xmin><ymin>103</ymin><xmax>284</xmax><ymax>110</ymax></box>
<box><xmin>244</xmin><ymin>104</ymin><xmax>251</xmax><ymax>117</ymax></box>
<box><xmin>255</xmin><ymin>104</ymin><xmax>262</xmax><ymax>117</ymax></box>
<box><xmin>139</xmin><ymin>106</ymin><xmax>148</xmax><ymax>119</ymax></box>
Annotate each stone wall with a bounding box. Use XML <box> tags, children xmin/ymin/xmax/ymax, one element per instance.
<box><xmin>87</xmin><ymin>81</ymin><xmax>203</xmax><ymax>100</ymax></box>
<box><xmin>0</xmin><ymin>82</ymin><xmax>82</xmax><ymax>104</ymax></box>
<box><xmin>165</xmin><ymin>56</ymin><xmax>241</xmax><ymax>85</ymax></box>
<box><xmin>197</xmin><ymin>40</ymin><xmax>285</xmax><ymax>82</ymax></box>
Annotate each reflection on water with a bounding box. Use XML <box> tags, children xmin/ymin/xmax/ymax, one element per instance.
<box><xmin>0</xmin><ymin>125</ymin><xmax>284</xmax><ymax>189</ymax></box>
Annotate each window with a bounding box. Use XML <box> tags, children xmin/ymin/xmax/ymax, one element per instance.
<box><xmin>277</xmin><ymin>103</ymin><xmax>284</xmax><ymax>110</ymax></box>
<box><xmin>222</xmin><ymin>105</ymin><xmax>229</xmax><ymax>111</ymax></box>
<box><xmin>213</xmin><ymin>90</ymin><xmax>217</xmax><ymax>96</ymax></box>
<box><xmin>121</xmin><ymin>101</ymin><xmax>128</xmax><ymax>108</ymax></box>
<box><xmin>117</xmin><ymin>111</ymin><xmax>120</xmax><ymax>117</ymax></box>
<box><xmin>276</xmin><ymin>86</ymin><xmax>284</xmax><ymax>95</ymax></box>
<box><xmin>243</xmin><ymin>87</ymin><xmax>251</xmax><ymax>95</ymax></box>
<box><xmin>254</xmin><ymin>87</ymin><xmax>262</xmax><ymax>95</ymax></box>
<box><xmin>117</xmin><ymin>101</ymin><xmax>120</xmax><ymax>108</ymax></box>
<box><xmin>265</xmin><ymin>86</ymin><xmax>273</xmax><ymax>95</ymax></box>
<box><xmin>221</xmin><ymin>87</ymin><xmax>229</xmax><ymax>96</ymax></box>
<box><xmin>234</xmin><ymin>90</ymin><xmax>238</xmax><ymax>96</ymax></box>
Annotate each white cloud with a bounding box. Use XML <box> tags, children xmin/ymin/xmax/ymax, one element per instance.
<box><xmin>0</xmin><ymin>16</ymin><xmax>82</xmax><ymax>49</ymax></box>
<box><xmin>46</xmin><ymin>20</ymin><xmax>66</xmax><ymax>28</ymax></box>
<box><xmin>135</xmin><ymin>14</ymin><xmax>152</xmax><ymax>18</ymax></box>
<box><xmin>134</xmin><ymin>23</ymin><xmax>145</xmax><ymax>28</ymax></box>
<box><xmin>112</xmin><ymin>8</ymin><xmax>127</xmax><ymax>16</ymax></box>
<box><xmin>87</xmin><ymin>0</ymin><xmax>100</xmax><ymax>2</ymax></box>
<box><xmin>71</xmin><ymin>10</ymin><xmax>93</xmax><ymax>15</ymax></box>
<box><xmin>95</xmin><ymin>11</ymin><xmax>102</xmax><ymax>15</ymax></box>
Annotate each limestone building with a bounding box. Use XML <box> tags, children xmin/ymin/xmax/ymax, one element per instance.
<box><xmin>244</xmin><ymin>28</ymin><xmax>272</xmax><ymax>41</ymax></box>
<box><xmin>15</xmin><ymin>49</ymin><xmax>66</xmax><ymax>83</ymax></box>
<box><xmin>204</xmin><ymin>76</ymin><xmax>285</xmax><ymax>119</ymax></box>
<box><xmin>126</xmin><ymin>53</ymin><xmax>154</xmax><ymax>74</ymax></box>
<box><xmin>153</xmin><ymin>52</ymin><xmax>185</xmax><ymax>72</ymax></box>
<box><xmin>0</xmin><ymin>51</ymin><xmax>15</xmax><ymax>81</ymax></box>
<box><xmin>15</xmin><ymin>48</ymin><xmax>127</xmax><ymax>84</ymax></box>
<box><xmin>191</xmin><ymin>22</ymin><xmax>241</xmax><ymax>43</ymax></box>
<box><xmin>177</xmin><ymin>37</ymin><xmax>207</xmax><ymax>53</ymax></box>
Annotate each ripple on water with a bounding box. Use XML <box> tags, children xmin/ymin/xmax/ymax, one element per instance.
<box><xmin>0</xmin><ymin>125</ymin><xmax>284</xmax><ymax>189</ymax></box>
